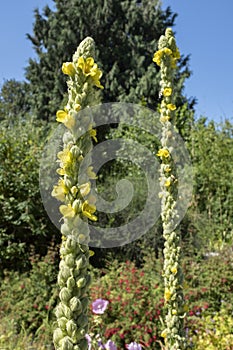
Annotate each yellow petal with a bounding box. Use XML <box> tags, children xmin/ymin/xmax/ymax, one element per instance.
<box><xmin>167</xmin><ymin>103</ymin><xmax>176</xmax><ymax>111</ymax></box>
<box><xmin>163</xmin><ymin>87</ymin><xmax>172</xmax><ymax>96</ymax></box>
<box><xmin>62</xmin><ymin>62</ymin><xmax>75</xmax><ymax>76</ymax></box>
<box><xmin>79</xmin><ymin>182</ymin><xmax>91</xmax><ymax>197</ymax></box>
<box><xmin>74</xmin><ymin>104</ymin><xmax>81</xmax><ymax>112</ymax></box>
<box><xmin>59</xmin><ymin>204</ymin><xmax>76</xmax><ymax>218</ymax></box>
<box><xmin>165</xmin><ymin>179</ymin><xmax>171</xmax><ymax>187</ymax></box>
<box><xmin>82</xmin><ymin>200</ymin><xmax>97</xmax><ymax>221</ymax></box>
<box><xmin>89</xmin><ymin>129</ymin><xmax>97</xmax><ymax>142</ymax></box>
<box><xmin>86</xmin><ymin>57</ymin><xmax>94</xmax><ymax>67</ymax></box>
<box><xmin>87</xmin><ymin>166</ymin><xmax>97</xmax><ymax>179</ymax></box>
<box><xmin>77</xmin><ymin>57</ymin><xmax>85</xmax><ymax>70</ymax></box>
<box><xmin>89</xmin><ymin>250</ymin><xmax>95</xmax><ymax>257</ymax></box>
<box><xmin>51</xmin><ymin>185</ymin><xmax>65</xmax><ymax>202</ymax></box>
<box><xmin>157</xmin><ymin>149</ymin><xmax>170</xmax><ymax>158</ymax></box>
<box><xmin>56</xmin><ymin>110</ymin><xmax>68</xmax><ymax>122</ymax></box>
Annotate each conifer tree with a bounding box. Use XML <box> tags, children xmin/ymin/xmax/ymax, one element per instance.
<box><xmin>26</xmin><ymin>0</ymin><xmax>194</xmax><ymax>127</ymax></box>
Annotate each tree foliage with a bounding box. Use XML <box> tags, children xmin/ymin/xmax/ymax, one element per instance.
<box><xmin>25</xmin><ymin>0</ymin><xmax>193</xmax><ymax>122</ymax></box>
<box><xmin>0</xmin><ymin>79</ymin><xmax>30</xmax><ymax>123</ymax></box>
<box><xmin>0</xmin><ymin>117</ymin><xmax>59</xmax><ymax>271</ymax></box>
<box><xmin>190</xmin><ymin>118</ymin><xmax>233</xmax><ymax>246</ymax></box>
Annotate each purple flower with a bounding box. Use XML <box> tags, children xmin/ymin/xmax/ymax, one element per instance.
<box><xmin>105</xmin><ymin>339</ymin><xmax>117</xmax><ymax>350</ymax></box>
<box><xmin>92</xmin><ymin>298</ymin><xmax>109</xmax><ymax>314</ymax></box>
<box><xmin>127</xmin><ymin>342</ymin><xmax>142</xmax><ymax>350</ymax></box>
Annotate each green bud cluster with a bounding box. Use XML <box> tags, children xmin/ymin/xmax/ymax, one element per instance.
<box><xmin>52</xmin><ymin>37</ymin><xmax>103</xmax><ymax>350</ymax></box>
<box><xmin>153</xmin><ymin>29</ymin><xmax>186</xmax><ymax>350</ymax></box>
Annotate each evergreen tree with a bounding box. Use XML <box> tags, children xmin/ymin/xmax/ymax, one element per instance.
<box><xmin>0</xmin><ymin>79</ymin><xmax>30</xmax><ymax>123</ymax></box>
<box><xmin>26</xmin><ymin>0</ymin><xmax>194</xmax><ymax>124</ymax></box>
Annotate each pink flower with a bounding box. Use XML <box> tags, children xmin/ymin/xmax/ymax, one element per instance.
<box><xmin>92</xmin><ymin>298</ymin><xmax>109</xmax><ymax>314</ymax></box>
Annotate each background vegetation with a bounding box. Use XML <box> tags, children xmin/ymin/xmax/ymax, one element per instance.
<box><xmin>0</xmin><ymin>0</ymin><xmax>232</xmax><ymax>349</ymax></box>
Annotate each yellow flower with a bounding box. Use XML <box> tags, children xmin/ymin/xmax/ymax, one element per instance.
<box><xmin>163</xmin><ymin>47</ymin><xmax>173</xmax><ymax>56</ymax></box>
<box><xmin>51</xmin><ymin>179</ymin><xmax>69</xmax><ymax>201</ymax></box>
<box><xmin>77</xmin><ymin>56</ymin><xmax>94</xmax><ymax>75</ymax></box>
<box><xmin>57</xmin><ymin>148</ymin><xmax>72</xmax><ymax>168</ymax></box>
<box><xmin>62</xmin><ymin>62</ymin><xmax>76</xmax><ymax>76</ymax></box>
<box><xmin>161</xmin><ymin>330</ymin><xmax>167</xmax><ymax>338</ymax></box>
<box><xmin>164</xmin><ymin>166</ymin><xmax>171</xmax><ymax>173</ymax></box>
<box><xmin>89</xmin><ymin>128</ymin><xmax>97</xmax><ymax>142</ymax></box>
<box><xmin>160</xmin><ymin>115</ymin><xmax>170</xmax><ymax>123</ymax></box>
<box><xmin>171</xmin><ymin>266</ymin><xmax>177</xmax><ymax>274</ymax></box>
<box><xmin>52</xmin><ymin>186</ymin><xmax>65</xmax><ymax>201</ymax></box>
<box><xmin>172</xmin><ymin>309</ymin><xmax>177</xmax><ymax>315</ymax></box>
<box><xmin>163</xmin><ymin>87</ymin><xmax>172</xmax><ymax>96</ymax></box>
<box><xmin>56</xmin><ymin>168</ymin><xmax>65</xmax><ymax>175</ymax></box>
<box><xmin>74</xmin><ymin>103</ymin><xmax>81</xmax><ymax>112</ymax></box>
<box><xmin>167</xmin><ymin>103</ymin><xmax>176</xmax><ymax>111</ymax></box>
<box><xmin>59</xmin><ymin>204</ymin><xmax>76</xmax><ymax>218</ymax></box>
<box><xmin>56</xmin><ymin>110</ymin><xmax>75</xmax><ymax>129</ymax></box>
<box><xmin>79</xmin><ymin>182</ymin><xmax>91</xmax><ymax>197</ymax></box>
<box><xmin>164</xmin><ymin>288</ymin><xmax>172</xmax><ymax>301</ymax></box>
<box><xmin>91</xmin><ymin>67</ymin><xmax>104</xmax><ymax>89</ymax></box>
<box><xmin>81</xmin><ymin>200</ymin><xmax>97</xmax><ymax>221</ymax></box>
<box><xmin>77</xmin><ymin>56</ymin><xmax>104</xmax><ymax>89</ymax></box>
<box><xmin>87</xmin><ymin>166</ymin><xmax>97</xmax><ymax>179</ymax></box>
<box><xmin>153</xmin><ymin>50</ymin><xmax>163</xmax><ymax>66</ymax></box>
<box><xmin>165</xmin><ymin>179</ymin><xmax>171</xmax><ymax>188</ymax></box>
<box><xmin>157</xmin><ymin>149</ymin><xmax>170</xmax><ymax>158</ymax></box>
<box><xmin>89</xmin><ymin>250</ymin><xmax>95</xmax><ymax>257</ymax></box>
<box><xmin>153</xmin><ymin>48</ymin><xmax>173</xmax><ymax>66</ymax></box>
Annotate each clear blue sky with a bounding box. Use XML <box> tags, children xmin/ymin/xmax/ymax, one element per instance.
<box><xmin>0</xmin><ymin>0</ymin><xmax>233</xmax><ymax>122</ymax></box>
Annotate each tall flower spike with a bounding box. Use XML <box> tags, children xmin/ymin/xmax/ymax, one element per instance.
<box><xmin>52</xmin><ymin>37</ymin><xmax>103</xmax><ymax>350</ymax></box>
<box><xmin>153</xmin><ymin>28</ymin><xmax>186</xmax><ymax>350</ymax></box>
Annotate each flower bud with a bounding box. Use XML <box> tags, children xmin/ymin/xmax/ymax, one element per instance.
<box><xmin>66</xmin><ymin>237</ymin><xmax>78</xmax><ymax>252</ymax></box>
<box><xmin>60</xmin><ymin>336</ymin><xmax>74</xmax><ymax>350</ymax></box>
<box><xmin>61</xmin><ymin>223</ymin><xmax>70</xmax><ymax>236</ymax></box>
<box><xmin>53</xmin><ymin>328</ymin><xmax>64</xmax><ymax>345</ymax></box>
<box><xmin>72</xmin><ymin>199</ymin><xmax>81</xmax><ymax>213</ymax></box>
<box><xmin>58</xmin><ymin>317</ymin><xmax>68</xmax><ymax>331</ymax></box>
<box><xmin>70</xmin><ymin>145</ymin><xmax>81</xmax><ymax>158</ymax></box>
<box><xmin>60</xmin><ymin>266</ymin><xmax>71</xmax><ymax>281</ymax></box>
<box><xmin>59</xmin><ymin>287</ymin><xmax>72</xmax><ymax>304</ymax></box>
<box><xmin>77</xmin><ymin>277</ymin><xmax>86</xmax><ymax>288</ymax></box>
<box><xmin>65</xmin><ymin>254</ymin><xmax>75</xmax><ymax>268</ymax></box>
<box><xmin>69</xmin><ymin>296</ymin><xmax>82</xmax><ymax>313</ymax></box>
<box><xmin>63</xmin><ymin>131</ymin><xmax>74</xmax><ymax>145</ymax></box>
<box><xmin>71</xmin><ymin>186</ymin><xmax>78</xmax><ymax>196</ymax></box>
<box><xmin>76</xmin><ymin>255</ymin><xmax>87</xmax><ymax>270</ymax></box>
<box><xmin>66</xmin><ymin>320</ymin><xmax>77</xmax><ymax>337</ymax></box>
<box><xmin>64</xmin><ymin>177</ymin><xmax>73</xmax><ymax>189</ymax></box>
<box><xmin>56</xmin><ymin>303</ymin><xmax>72</xmax><ymax>319</ymax></box>
<box><xmin>67</xmin><ymin>276</ymin><xmax>76</xmax><ymax>290</ymax></box>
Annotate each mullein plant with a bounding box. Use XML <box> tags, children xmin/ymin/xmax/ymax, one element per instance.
<box><xmin>153</xmin><ymin>29</ymin><xmax>187</xmax><ymax>350</ymax></box>
<box><xmin>52</xmin><ymin>37</ymin><xmax>103</xmax><ymax>350</ymax></box>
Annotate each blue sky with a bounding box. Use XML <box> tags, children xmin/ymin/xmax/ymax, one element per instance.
<box><xmin>0</xmin><ymin>0</ymin><xmax>233</xmax><ymax>122</ymax></box>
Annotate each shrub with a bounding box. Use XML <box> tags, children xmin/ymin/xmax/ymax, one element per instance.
<box><xmin>89</xmin><ymin>248</ymin><xmax>165</xmax><ymax>349</ymax></box>
<box><xmin>0</xmin><ymin>242</ymin><xmax>58</xmax><ymax>338</ymax></box>
<box><xmin>0</xmin><ymin>117</ymin><xmax>59</xmax><ymax>271</ymax></box>
<box><xmin>188</xmin><ymin>306</ymin><xmax>233</xmax><ymax>350</ymax></box>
